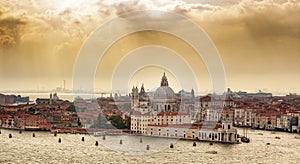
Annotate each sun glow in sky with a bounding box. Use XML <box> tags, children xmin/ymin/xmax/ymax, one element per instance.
<box><xmin>0</xmin><ymin>0</ymin><xmax>299</xmax><ymax>95</ymax></box>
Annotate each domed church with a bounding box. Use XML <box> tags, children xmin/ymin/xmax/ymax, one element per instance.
<box><xmin>131</xmin><ymin>72</ymin><xmax>178</xmax><ymax>112</ymax></box>
<box><xmin>152</xmin><ymin>73</ymin><xmax>178</xmax><ymax>112</ymax></box>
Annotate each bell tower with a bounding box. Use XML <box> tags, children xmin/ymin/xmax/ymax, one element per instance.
<box><xmin>140</xmin><ymin>83</ymin><xmax>145</xmax><ymax>95</ymax></box>
<box><xmin>131</xmin><ymin>86</ymin><xmax>139</xmax><ymax>107</ymax></box>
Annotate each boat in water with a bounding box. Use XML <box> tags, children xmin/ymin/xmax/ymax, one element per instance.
<box><xmin>206</xmin><ymin>150</ymin><xmax>217</xmax><ymax>154</ymax></box>
<box><xmin>241</xmin><ymin>136</ymin><xmax>250</xmax><ymax>143</ymax></box>
<box><xmin>241</xmin><ymin>123</ymin><xmax>250</xmax><ymax>143</ymax></box>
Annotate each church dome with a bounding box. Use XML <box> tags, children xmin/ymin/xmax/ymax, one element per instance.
<box><xmin>153</xmin><ymin>72</ymin><xmax>176</xmax><ymax>99</ymax></box>
<box><xmin>154</xmin><ymin>86</ymin><xmax>175</xmax><ymax>99</ymax></box>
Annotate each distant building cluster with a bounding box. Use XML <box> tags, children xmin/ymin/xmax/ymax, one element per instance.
<box><xmin>0</xmin><ymin>93</ymin><xmax>80</xmax><ymax>131</ymax></box>
<box><xmin>36</xmin><ymin>92</ymin><xmax>62</xmax><ymax>105</ymax></box>
<box><xmin>0</xmin><ymin>93</ymin><xmax>29</xmax><ymax>105</ymax></box>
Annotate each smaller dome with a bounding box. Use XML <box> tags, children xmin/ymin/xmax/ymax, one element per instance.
<box><xmin>154</xmin><ymin>86</ymin><xmax>175</xmax><ymax>99</ymax></box>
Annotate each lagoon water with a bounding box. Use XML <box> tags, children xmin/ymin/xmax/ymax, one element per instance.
<box><xmin>0</xmin><ymin>128</ymin><xmax>299</xmax><ymax>163</ymax></box>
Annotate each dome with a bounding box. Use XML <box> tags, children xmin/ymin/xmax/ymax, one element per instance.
<box><xmin>154</xmin><ymin>86</ymin><xmax>175</xmax><ymax>99</ymax></box>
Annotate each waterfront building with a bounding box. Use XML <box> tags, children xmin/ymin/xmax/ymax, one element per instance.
<box><xmin>199</xmin><ymin>119</ymin><xmax>237</xmax><ymax>142</ymax></box>
<box><xmin>221</xmin><ymin>108</ymin><xmax>234</xmax><ymax>122</ymax></box>
<box><xmin>244</xmin><ymin>109</ymin><xmax>254</xmax><ymax>127</ymax></box>
<box><xmin>153</xmin><ymin>112</ymin><xmax>191</xmax><ymax>125</ymax></box>
<box><xmin>1</xmin><ymin>115</ymin><xmax>14</xmax><ymax>128</ymax></box>
<box><xmin>0</xmin><ymin>93</ymin><xmax>29</xmax><ymax>105</ymax></box>
<box><xmin>147</xmin><ymin>117</ymin><xmax>237</xmax><ymax>143</ymax></box>
<box><xmin>130</xmin><ymin>111</ymin><xmax>153</xmax><ymax>134</ymax></box>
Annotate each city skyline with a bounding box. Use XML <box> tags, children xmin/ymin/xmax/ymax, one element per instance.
<box><xmin>0</xmin><ymin>0</ymin><xmax>299</xmax><ymax>95</ymax></box>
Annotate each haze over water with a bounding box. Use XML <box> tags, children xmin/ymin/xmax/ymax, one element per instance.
<box><xmin>0</xmin><ymin>128</ymin><xmax>299</xmax><ymax>163</ymax></box>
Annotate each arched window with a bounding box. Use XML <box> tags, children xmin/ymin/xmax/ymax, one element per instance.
<box><xmin>228</xmin><ymin>124</ymin><xmax>230</xmax><ymax>129</ymax></box>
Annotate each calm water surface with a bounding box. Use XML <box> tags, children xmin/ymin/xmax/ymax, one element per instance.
<box><xmin>0</xmin><ymin>128</ymin><xmax>299</xmax><ymax>163</ymax></box>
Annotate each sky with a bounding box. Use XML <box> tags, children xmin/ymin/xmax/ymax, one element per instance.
<box><xmin>0</xmin><ymin>0</ymin><xmax>299</xmax><ymax>95</ymax></box>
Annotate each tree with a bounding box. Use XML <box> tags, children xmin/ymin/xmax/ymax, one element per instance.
<box><xmin>108</xmin><ymin>115</ymin><xmax>131</xmax><ymax>129</ymax></box>
<box><xmin>109</xmin><ymin>116</ymin><xmax>125</xmax><ymax>129</ymax></box>
<box><xmin>124</xmin><ymin>116</ymin><xmax>131</xmax><ymax>129</ymax></box>
<box><xmin>66</xmin><ymin>105</ymin><xmax>76</xmax><ymax>112</ymax></box>
<box><xmin>28</xmin><ymin>107</ymin><xmax>35</xmax><ymax>115</ymax></box>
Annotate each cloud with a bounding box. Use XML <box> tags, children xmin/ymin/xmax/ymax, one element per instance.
<box><xmin>0</xmin><ymin>17</ymin><xmax>26</xmax><ymax>47</ymax></box>
<box><xmin>171</xmin><ymin>1</ymin><xmax>223</xmax><ymax>14</ymax></box>
<box><xmin>95</xmin><ymin>0</ymin><xmax>222</xmax><ymax>16</ymax></box>
<box><xmin>0</xmin><ymin>0</ymin><xmax>299</xmax><ymax>93</ymax></box>
<box><xmin>189</xmin><ymin>0</ymin><xmax>300</xmax><ymax>44</ymax></box>
<box><xmin>0</xmin><ymin>0</ymin><xmax>298</xmax><ymax>53</ymax></box>
<box><xmin>231</xmin><ymin>0</ymin><xmax>300</xmax><ymax>39</ymax></box>
<box><xmin>114</xmin><ymin>0</ymin><xmax>147</xmax><ymax>15</ymax></box>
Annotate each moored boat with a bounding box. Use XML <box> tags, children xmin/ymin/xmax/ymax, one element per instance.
<box><xmin>241</xmin><ymin>136</ymin><xmax>250</xmax><ymax>143</ymax></box>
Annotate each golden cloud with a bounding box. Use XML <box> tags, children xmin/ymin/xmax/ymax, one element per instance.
<box><xmin>0</xmin><ymin>0</ymin><xmax>298</xmax><ymax>93</ymax></box>
<box><xmin>0</xmin><ymin>17</ymin><xmax>26</xmax><ymax>47</ymax></box>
